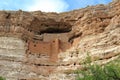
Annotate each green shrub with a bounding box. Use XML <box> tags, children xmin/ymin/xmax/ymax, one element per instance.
<box><xmin>76</xmin><ymin>63</ymin><xmax>120</xmax><ymax>80</ymax></box>
<box><xmin>0</xmin><ymin>76</ymin><xmax>5</xmax><ymax>80</ymax></box>
<box><xmin>76</xmin><ymin>56</ymin><xmax>120</xmax><ymax>80</ymax></box>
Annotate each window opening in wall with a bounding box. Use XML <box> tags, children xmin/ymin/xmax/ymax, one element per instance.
<box><xmin>17</xmin><ymin>24</ymin><xmax>20</xmax><ymax>26</ymax></box>
<box><xmin>29</xmin><ymin>52</ymin><xmax>31</xmax><ymax>54</ymax></box>
<box><xmin>25</xmin><ymin>40</ymin><xmax>27</xmax><ymax>43</ymax></box>
<box><xmin>29</xmin><ymin>29</ymin><xmax>32</xmax><ymax>32</ymax></box>
<box><xmin>34</xmin><ymin>44</ymin><xmax>36</xmax><ymax>47</ymax></box>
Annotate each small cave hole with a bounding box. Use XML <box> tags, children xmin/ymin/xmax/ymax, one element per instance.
<box><xmin>74</xmin><ymin>63</ymin><xmax>76</xmax><ymax>66</ymax></box>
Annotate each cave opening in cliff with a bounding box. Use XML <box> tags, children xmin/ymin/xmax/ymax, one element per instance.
<box><xmin>41</xmin><ymin>28</ymin><xmax>71</xmax><ymax>34</ymax></box>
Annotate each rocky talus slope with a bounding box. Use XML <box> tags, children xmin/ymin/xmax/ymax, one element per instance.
<box><xmin>0</xmin><ymin>0</ymin><xmax>120</xmax><ymax>80</ymax></box>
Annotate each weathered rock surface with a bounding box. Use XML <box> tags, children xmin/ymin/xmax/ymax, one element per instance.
<box><xmin>0</xmin><ymin>0</ymin><xmax>120</xmax><ymax>80</ymax></box>
<box><xmin>58</xmin><ymin>0</ymin><xmax>120</xmax><ymax>74</ymax></box>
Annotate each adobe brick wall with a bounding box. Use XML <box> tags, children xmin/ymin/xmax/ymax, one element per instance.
<box><xmin>27</xmin><ymin>38</ymin><xmax>71</xmax><ymax>62</ymax></box>
<box><xmin>43</xmin><ymin>33</ymin><xmax>69</xmax><ymax>42</ymax></box>
<box><xmin>59</xmin><ymin>41</ymin><xmax>71</xmax><ymax>52</ymax></box>
<box><xmin>28</xmin><ymin>41</ymin><xmax>51</xmax><ymax>56</ymax></box>
<box><xmin>50</xmin><ymin>39</ymin><xmax>60</xmax><ymax>61</ymax></box>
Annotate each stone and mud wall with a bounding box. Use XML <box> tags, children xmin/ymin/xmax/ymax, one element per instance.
<box><xmin>27</xmin><ymin>39</ymin><xmax>71</xmax><ymax>62</ymax></box>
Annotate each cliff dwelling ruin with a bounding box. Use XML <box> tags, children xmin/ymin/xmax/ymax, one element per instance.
<box><xmin>0</xmin><ymin>10</ymin><xmax>74</xmax><ymax>79</ymax></box>
<box><xmin>1</xmin><ymin>0</ymin><xmax>120</xmax><ymax>79</ymax></box>
<box><xmin>0</xmin><ymin>10</ymin><xmax>73</xmax><ymax>61</ymax></box>
<box><xmin>27</xmin><ymin>33</ymin><xmax>71</xmax><ymax>62</ymax></box>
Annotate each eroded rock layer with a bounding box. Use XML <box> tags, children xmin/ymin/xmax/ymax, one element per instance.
<box><xmin>0</xmin><ymin>0</ymin><xmax>120</xmax><ymax>80</ymax></box>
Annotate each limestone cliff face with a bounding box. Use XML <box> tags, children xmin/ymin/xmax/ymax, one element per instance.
<box><xmin>58</xmin><ymin>0</ymin><xmax>120</xmax><ymax>74</ymax></box>
<box><xmin>0</xmin><ymin>37</ymin><xmax>26</xmax><ymax>80</ymax></box>
<box><xmin>0</xmin><ymin>0</ymin><xmax>120</xmax><ymax>80</ymax></box>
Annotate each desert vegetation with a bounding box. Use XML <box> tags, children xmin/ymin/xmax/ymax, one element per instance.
<box><xmin>76</xmin><ymin>55</ymin><xmax>120</xmax><ymax>80</ymax></box>
<box><xmin>0</xmin><ymin>76</ymin><xmax>5</xmax><ymax>80</ymax></box>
